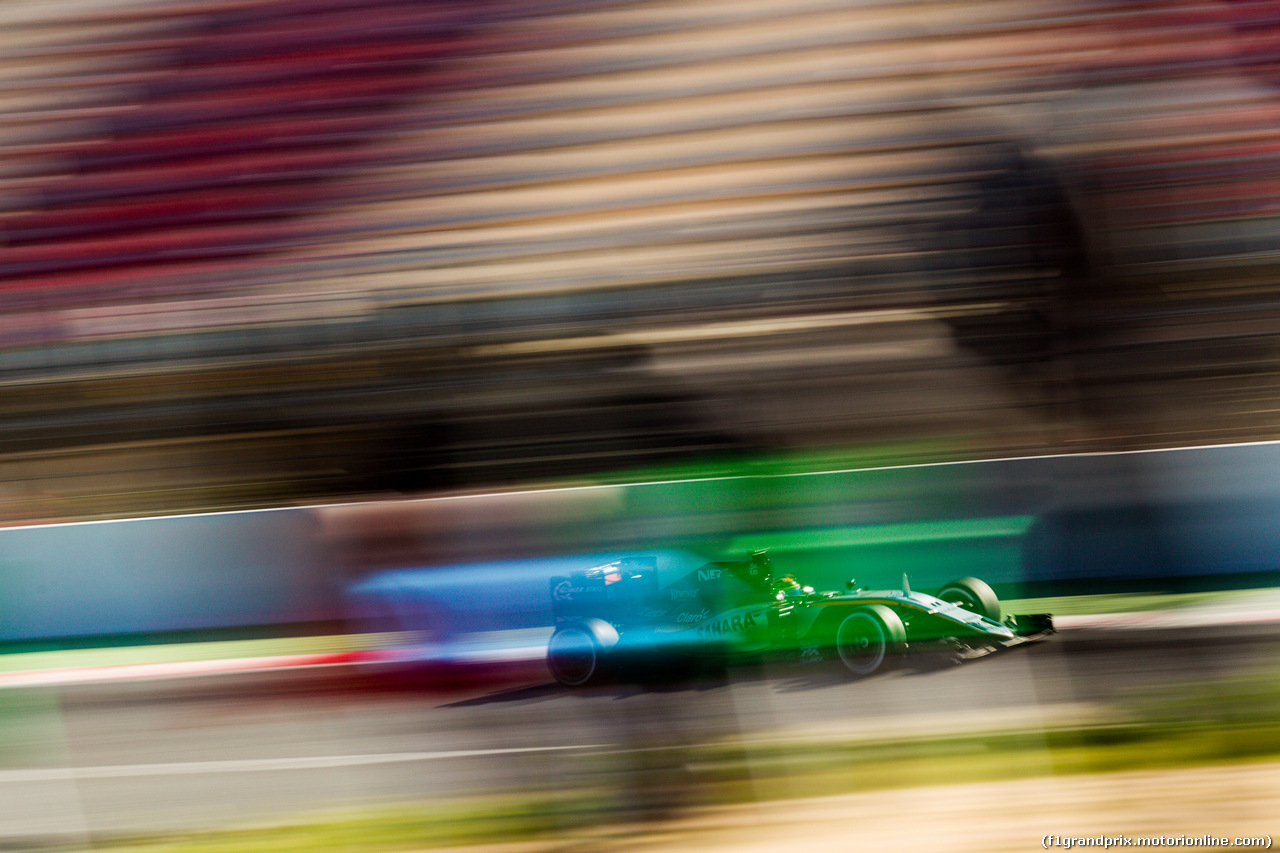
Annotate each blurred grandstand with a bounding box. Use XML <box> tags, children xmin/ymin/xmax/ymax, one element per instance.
<box><xmin>2</xmin><ymin>0</ymin><xmax>1280</xmax><ymax>521</ymax></box>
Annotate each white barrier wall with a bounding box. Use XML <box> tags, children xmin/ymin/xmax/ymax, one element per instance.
<box><xmin>0</xmin><ymin>509</ymin><xmax>334</xmax><ymax>641</ymax></box>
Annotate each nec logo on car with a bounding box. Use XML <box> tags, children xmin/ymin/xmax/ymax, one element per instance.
<box><xmin>696</xmin><ymin>609</ymin><xmax>764</xmax><ymax>640</ymax></box>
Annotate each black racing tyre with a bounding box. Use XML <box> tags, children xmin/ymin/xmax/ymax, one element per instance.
<box><xmin>547</xmin><ymin>618</ymin><xmax>619</xmax><ymax>687</ymax></box>
<box><xmin>835</xmin><ymin>605</ymin><xmax>906</xmax><ymax>677</ymax></box>
<box><xmin>937</xmin><ymin>577</ymin><xmax>1001</xmax><ymax>621</ymax></box>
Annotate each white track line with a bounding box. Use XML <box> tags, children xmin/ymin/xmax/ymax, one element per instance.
<box><xmin>12</xmin><ymin>437</ymin><xmax>1280</xmax><ymax>529</ymax></box>
<box><xmin>0</xmin><ymin>744</ymin><xmax>606</xmax><ymax>783</ymax></box>
<box><xmin>0</xmin><ymin>652</ymin><xmax>355</xmax><ymax>689</ymax></box>
<box><xmin>1057</xmin><ymin>608</ymin><xmax>1280</xmax><ymax>630</ymax></box>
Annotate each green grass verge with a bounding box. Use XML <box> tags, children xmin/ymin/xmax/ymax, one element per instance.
<box><xmin>92</xmin><ymin>793</ymin><xmax>612</xmax><ymax>853</ymax></box>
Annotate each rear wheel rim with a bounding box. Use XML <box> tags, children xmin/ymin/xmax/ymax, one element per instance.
<box><xmin>836</xmin><ymin>612</ymin><xmax>887</xmax><ymax>675</ymax></box>
<box><xmin>548</xmin><ymin>628</ymin><xmax>598</xmax><ymax>686</ymax></box>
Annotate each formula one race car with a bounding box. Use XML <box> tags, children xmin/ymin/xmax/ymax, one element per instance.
<box><xmin>546</xmin><ymin>550</ymin><xmax>1053</xmax><ymax>686</ymax></box>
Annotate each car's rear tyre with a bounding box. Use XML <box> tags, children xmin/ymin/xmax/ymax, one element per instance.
<box><xmin>547</xmin><ymin>618</ymin><xmax>619</xmax><ymax>686</ymax></box>
<box><xmin>938</xmin><ymin>577</ymin><xmax>1000</xmax><ymax>621</ymax></box>
<box><xmin>835</xmin><ymin>605</ymin><xmax>906</xmax><ymax>677</ymax></box>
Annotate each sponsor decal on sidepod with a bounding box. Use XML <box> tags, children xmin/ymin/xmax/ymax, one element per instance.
<box><xmin>696</xmin><ymin>609</ymin><xmax>765</xmax><ymax>640</ymax></box>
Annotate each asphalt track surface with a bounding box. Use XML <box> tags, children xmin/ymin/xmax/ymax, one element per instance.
<box><xmin>2</xmin><ymin>623</ymin><xmax>1278</xmax><ymax>844</ymax></box>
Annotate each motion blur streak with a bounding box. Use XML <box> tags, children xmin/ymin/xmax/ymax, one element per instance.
<box><xmin>1</xmin><ymin>0</ymin><xmax>1280</xmax><ymax>519</ymax></box>
<box><xmin>2</xmin><ymin>1</ymin><xmax>1280</xmax><ymax>850</ymax></box>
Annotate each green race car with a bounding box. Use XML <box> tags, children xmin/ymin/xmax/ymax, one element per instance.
<box><xmin>546</xmin><ymin>551</ymin><xmax>1053</xmax><ymax>686</ymax></box>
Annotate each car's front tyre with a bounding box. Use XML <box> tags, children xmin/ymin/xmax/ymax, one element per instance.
<box><xmin>938</xmin><ymin>577</ymin><xmax>1001</xmax><ymax>621</ymax></box>
<box><xmin>835</xmin><ymin>605</ymin><xmax>906</xmax><ymax>677</ymax></box>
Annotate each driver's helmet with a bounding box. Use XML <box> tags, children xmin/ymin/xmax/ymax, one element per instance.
<box><xmin>772</xmin><ymin>575</ymin><xmax>805</xmax><ymax>597</ymax></box>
